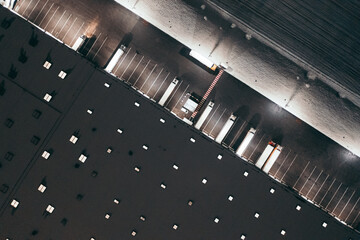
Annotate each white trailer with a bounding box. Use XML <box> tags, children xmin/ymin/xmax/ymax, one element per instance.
<box><xmin>158</xmin><ymin>77</ymin><xmax>179</xmax><ymax>106</ymax></box>
<box><xmin>105</xmin><ymin>45</ymin><xmax>126</xmax><ymax>73</ymax></box>
<box><xmin>255</xmin><ymin>141</ymin><xmax>275</xmax><ymax>169</ymax></box>
<box><xmin>236</xmin><ymin>128</ymin><xmax>256</xmax><ymax>157</ymax></box>
<box><xmin>189</xmin><ymin>50</ymin><xmax>217</xmax><ymax>71</ymax></box>
<box><xmin>215</xmin><ymin>114</ymin><xmax>236</xmax><ymax>143</ymax></box>
<box><xmin>181</xmin><ymin>94</ymin><xmax>200</xmax><ymax>113</ymax></box>
<box><xmin>72</xmin><ymin>35</ymin><xmax>87</xmax><ymax>51</ymax></box>
<box><xmin>194</xmin><ymin>101</ymin><xmax>214</xmax><ymax>129</ymax></box>
<box><xmin>262</xmin><ymin>145</ymin><xmax>282</xmax><ymax>173</ymax></box>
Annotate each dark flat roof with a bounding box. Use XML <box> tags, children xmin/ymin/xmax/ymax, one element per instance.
<box><xmin>0</xmin><ymin>6</ymin><xmax>359</xmax><ymax>240</ymax></box>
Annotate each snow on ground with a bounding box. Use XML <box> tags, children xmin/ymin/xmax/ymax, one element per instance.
<box><xmin>116</xmin><ymin>0</ymin><xmax>360</xmax><ymax>157</ymax></box>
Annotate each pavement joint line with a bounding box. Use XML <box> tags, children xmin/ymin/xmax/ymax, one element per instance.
<box><xmin>114</xmin><ymin>47</ymin><xmax>132</xmax><ymax>75</ymax></box>
<box><xmin>274</xmin><ymin>149</ymin><xmax>291</xmax><ymax>178</ymax></box>
<box><xmin>43</xmin><ymin>6</ymin><xmax>59</xmax><ymax>30</ymax></box>
<box><xmin>33</xmin><ymin>0</ymin><xmax>49</xmax><ymax>22</ymax></box>
<box><xmin>339</xmin><ymin>190</ymin><xmax>356</xmax><ymax>219</ymax></box>
<box><xmin>228</xmin><ymin>120</ymin><xmax>246</xmax><ymax>148</ymax></box>
<box><xmin>209</xmin><ymin>108</ymin><xmax>227</xmax><ymax>136</ymax></box>
<box><xmin>51</xmin><ymin>9</ymin><xmax>66</xmax><ymax>34</ymax></box>
<box><xmin>23</xmin><ymin>0</ymin><xmax>33</xmax><ymax>16</ymax></box>
<box><xmin>92</xmin><ymin>36</ymin><xmax>108</xmax><ymax>61</ymax></box>
<box><xmin>152</xmin><ymin>71</ymin><xmax>170</xmax><ymax>99</ymax></box>
<box><xmin>69</xmin><ymin>21</ymin><xmax>85</xmax><ymax>46</ymax></box>
<box><xmin>202</xmin><ymin>104</ymin><xmax>220</xmax><ymax>132</ymax></box>
<box><xmin>325</xmin><ymin>182</ymin><xmax>343</xmax><ymax>210</ymax></box>
<box><xmin>133</xmin><ymin>59</ymin><xmax>151</xmax><ymax>86</ymax></box>
<box><xmin>332</xmin><ymin>187</ymin><xmax>349</xmax><ymax>215</ymax></box>
<box><xmin>319</xmin><ymin>178</ymin><xmax>337</xmax><ymax>205</ymax></box>
<box><xmin>86</xmin><ymin>32</ymin><xmax>102</xmax><ymax>57</ymax></box>
<box><xmin>280</xmin><ymin>154</ymin><xmax>298</xmax><ymax>182</ymax></box>
<box><xmin>305</xmin><ymin>169</ymin><xmax>323</xmax><ymax>198</ymax></box>
<box><xmin>299</xmin><ymin>166</ymin><xmax>317</xmax><ymax>194</ymax></box>
<box><xmin>28</xmin><ymin>0</ymin><xmax>41</xmax><ymax>19</ymax></box>
<box><xmin>172</xmin><ymin>84</ymin><xmax>189</xmax><ymax>111</ymax></box>
<box><xmin>56</xmin><ymin>13</ymin><xmax>72</xmax><ymax>37</ymax></box>
<box><xmin>146</xmin><ymin>68</ymin><xmax>163</xmax><ymax>95</ymax></box>
<box><xmin>345</xmin><ymin>196</ymin><xmax>360</xmax><ymax>222</ymax></box>
<box><xmin>139</xmin><ymin>63</ymin><xmax>157</xmax><ymax>91</ymax></box>
<box><xmin>164</xmin><ymin>80</ymin><xmax>182</xmax><ymax>108</ymax></box>
<box><xmin>312</xmin><ymin>173</ymin><xmax>329</xmax><ymax>202</ymax></box>
<box><xmin>247</xmin><ymin>132</ymin><xmax>265</xmax><ymax>161</ymax></box>
<box><xmin>127</xmin><ymin>55</ymin><xmax>144</xmax><ymax>83</ymax></box>
<box><xmin>38</xmin><ymin>2</ymin><xmax>54</xmax><ymax>27</ymax></box>
<box><xmin>293</xmin><ymin>161</ymin><xmax>310</xmax><ymax>188</ymax></box>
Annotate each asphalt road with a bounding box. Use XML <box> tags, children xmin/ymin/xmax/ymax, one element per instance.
<box><xmin>8</xmin><ymin>0</ymin><xmax>360</xmax><ymax>229</ymax></box>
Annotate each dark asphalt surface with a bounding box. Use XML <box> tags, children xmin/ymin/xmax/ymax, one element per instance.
<box><xmin>2</xmin><ymin>0</ymin><xmax>360</xmax><ymax>230</ymax></box>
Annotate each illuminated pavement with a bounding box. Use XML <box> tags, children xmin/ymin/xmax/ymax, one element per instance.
<box><xmin>3</xmin><ymin>0</ymin><xmax>360</xmax><ymax>230</ymax></box>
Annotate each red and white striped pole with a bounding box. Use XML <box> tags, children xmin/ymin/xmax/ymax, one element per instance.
<box><xmin>190</xmin><ymin>69</ymin><xmax>224</xmax><ymax>121</ymax></box>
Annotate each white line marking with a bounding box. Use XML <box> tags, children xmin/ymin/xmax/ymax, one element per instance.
<box><xmin>293</xmin><ymin>161</ymin><xmax>310</xmax><ymax>189</ymax></box>
<box><xmin>280</xmin><ymin>154</ymin><xmax>298</xmax><ymax>182</ymax></box>
<box><xmin>172</xmin><ymin>84</ymin><xmax>189</xmax><ymax>111</ymax></box>
<box><xmin>127</xmin><ymin>55</ymin><xmax>144</xmax><ymax>82</ymax></box>
<box><xmin>113</xmin><ymin>47</ymin><xmax>132</xmax><ymax>75</ymax></box>
<box><xmin>27</xmin><ymin>0</ymin><xmax>40</xmax><ymax>19</ymax></box>
<box><xmin>56</xmin><ymin>13</ymin><xmax>71</xmax><ymax>37</ymax></box>
<box><xmin>351</xmin><ymin>210</ymin><xmax>360</xmax><ymax>226</ymax></box>
<box><xmin>274</xmin><ymin>149</ymin><xmax>291</xmax><ymax>178</ymax></box>
<box><xmin>345</xmin><ymin>197</ymin><xmax>360</xmax><ymax>222</ymax></box>
<box><xmin>86</xmin><ymin>32</ymin><xmax>102</xmax><ymax>57</ymax></box>
<box><xmin>114</xmin><ymin>47</ymin><xmax>131</xmax><ymax>76</ymax></box>
<box><xmin>22</xmin><ymin>0</ymin><xmax>33</xmax><ymax>16</ymax></box>
<box><xmin>62</xmin><ymin>17</ymin><xmax>77</xmax><ymax>41</ymax></box>
<box><xmin>247</xmin><ymin>133</ymin><xmax>265</xmax><ymax>161</ymax></box>
<box><xmin>339</xmin><ymin>190</ymin><xmax>356</xmax><ymax>219</ymax></box>
<box><xmin>69</xmin><ymin>21</ymin><xmax>85</xmax><ymax>46</ymax></box>
<box><xmin>299</xmin><ymin>166</ymin><xmax>316</xmax><ymax>193</ymax></box>
<box><xmin>164</xmin><ymin>80</ymin><xmax>183</xmax><ymax>107</ymax></box>
<box><xmin>319</xmin><ymin>178</ymin><xmax>337</xmax><ymax>205</ymax></box>
<box><xmin>37</xmin><ymin>2</ymin><xmax>53</xmax><ymax>26</ymax></box>
<box><xmin>33</xmin><ymin>0</ymin><xmax>49</xmax><ymax>22</ymax></box>
<box><xmin>43</xmin><ymin>6</ymin><xmax>59</xmax><ymax>30</ymax></box>
<box><xmin>17</xmin><ymin>0</ymin><xmax>26</xmax><ymax>11</ymax></box>
<box><xmin>209</xmin><ymin>108</ymin><xmax>227</xmax><ymax>136</ymax></box>
<box><xmin>146</xmin><ymin>68</ymin><xmax>163</xmax><ymax>95</ymax></box>
<box><xmin>325</xmin><ymin>183</ymin><xmax>343</xmax><ymax>210</ymax></box>
<box><xmin>202</xmin><ymin>104</ymin><xmax>220</xmax><ymax>132</ymax></box>
<box><xmin>133</xmin><ymin>59</ymin><xmax>151</xmax><ymax>86</ymax></box>
<box><xmin>312</xmin><ymin>174</ymin><xmax>329</xmax><ymax>202</ymax></box>
<box><xmin>305</xmin><ymin>170</ymin><xmax>323</xmax><ymax>198</ymax></box>
<box><xmin>51</xmin><ymin>10</ymin><xmax>66</xmax><ymax>34</ymax></box>
<box><xmin>228</xmin><ymin>121</ymin><xmax>246</xmax><ymax>148</ymax></box>
<box><xmin>332</xmin><ymin>187</ymin><xmax>349</xmax><ymax>214</ymax></box>
<box><xmin>120</xmin><ymin>52</ymin><xmax>138</xmax><ymax>79</ymax></box>
<box><xmin>139</xmin><ymin>64</ymin><xmax>157</xmax><ymax>91</ymax></box>
<box><xmin>92</xmin><ymin>36</ymin><xmax>108</xmax><ymax>60</ymax></box>
<box><xmin>153</xmin><ymin>72</ymin><xmax>170</xmax><ymax>99</ymax></box>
